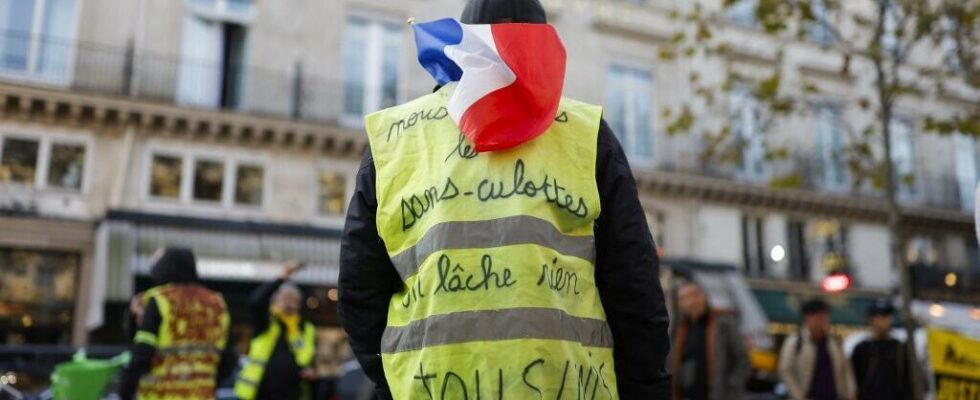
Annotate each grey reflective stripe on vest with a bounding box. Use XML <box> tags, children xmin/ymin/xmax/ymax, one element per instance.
<box><xmin>244</xmin><ymin>358</ymin><xmax>266</xmax><ymax>367</ymax></box>
<box><xmin>154</xmin><ymin>344</ymin><xmax>221</xmax><ymax>355</ymax></box>
<box><xmin>389</xmin><ymin>216</ymin><xmax>595</xmax><ymax>280</ymax></box>
<box><xmin>237</xmin><ymin>377</ymin><xmax>260</xmax><ymax>387</ymax></box>
<box><xmin>381</xmin><ymin>307</ymin><xmax>613</xmax><ymax>354</ymax></box>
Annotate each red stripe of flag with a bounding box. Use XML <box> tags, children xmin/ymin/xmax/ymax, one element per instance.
<box><xmin>460</xmin><ymin>23</ymin><xmax>567</xmax><ymax>152</ymax></box>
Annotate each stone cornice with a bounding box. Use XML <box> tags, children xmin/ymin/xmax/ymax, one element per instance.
<box><xmin>0</xmin><ymin>82</ymin><xmax>367</xmax><ymax>158</ymax></box>
<box><xmin>0</xmin><ymin>215</ymin><xmax>94</xmax><ymax>250</ymax></box>
<box><xmin>634</xmin><ymin>170</ymin><xmax>974</xmax><ymax>234</ymax></box>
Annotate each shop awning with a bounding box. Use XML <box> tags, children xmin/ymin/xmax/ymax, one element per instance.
<box><xmin>751</xmin><ymin>287</ymin><xmax>903</xmax><ymax>327</ymax></box>
<box><xmin>128</xmin><ymin>226</ymin><xmax>341</xmax><ymax>285</ymax></box>
<box><xmin>86</xmin><ymin>211</ymin><xmax>346</xmax><ymax>330</ymax></box>
<box><xmin>97</xmin><ymin>211</ymin><xmax>343</xmax><ymax>301</ymax></box>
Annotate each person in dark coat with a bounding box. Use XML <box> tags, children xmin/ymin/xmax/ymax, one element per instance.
<box><xmin>117</xmin><ymin>247</ymin><xmax>237</xmax><ymax>400</ymax></box>
<box><xmin>670</xmin><ymin>280</ymin><xmax>750</xmax><ymax>400</ymax></box>
<box><xmin>337</xmin><ymin>1</ymin><xmax>672</xmax><ymax>399</ymax></box>
<box><xmin>851</xmin><ymin>299</ymin><xmax>913</xmax><ymax>400</ymax></box>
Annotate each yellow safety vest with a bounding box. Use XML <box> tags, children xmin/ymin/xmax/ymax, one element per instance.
<box><xmin>233</xmin><ymin>319</ymin><xmax>317</xmax><ymax>400</ymax></box>
<box><xmin>365</xmin><ymin>84</ymin><xmax>619</xmax><ymax>399</ymax></box>
<box><xmin>135</xmin><ymin>284</ymin><xmax>230</xmax><ymax>400</ymax></box>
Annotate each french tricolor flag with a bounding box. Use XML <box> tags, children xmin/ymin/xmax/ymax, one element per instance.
<box><xmin>413</xmin><ymin>18</ymin><xmax>567</xmax><ymax>152</ymax></box>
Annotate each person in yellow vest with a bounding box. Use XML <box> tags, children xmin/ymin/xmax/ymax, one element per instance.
<box><xmin>117</xmin><ymin>247</ymin><xmax>236</xmax><ymax>400</ymax></box>
<box><xmin>337</xmin><ymin>1</ymin><xmax>671</xmax><ymax>399</ymax></box>
<box><xmin>234</xmin><ymin>261</ymin><xmax>318</xmax><ymax>400</ymax></box>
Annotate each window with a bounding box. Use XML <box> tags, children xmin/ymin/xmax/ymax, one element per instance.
<box><xmin>813</xmin><ymin>105</ymin><xmax>847</xmax><ymax>190</ymax></box>
<box><xmin>787</xmin><ymin>220</ymin><xmax>810</xmax><ymax>281</ymax></box>
<box><xmin>193</xmin><ymin>159</ymin><xmax>224</xmax><ymax>202</ymax></box>
<box><xmin>881</xmin><ymin>2</ymin><xmax>901</xmax><ymax>57</ymax></box>
<box><xmin>146</xmin><ymin>151</ymin><xmax>265</xmax><ymax>208</ymax></box>
<box><xmin>967</xmin><ymin>238</ymin><xmax>980</xmax><ymax>272</ymax></box>
<box><xmin>726</xmin><ymin>0</ymin><xmax>757</xmax><ymax>27</ymax></box>
<box><xmin>318</xmin><ymin>171</ymin><xmax>346</xmax><ymax>216</ymax></box>
<box><xmin>0</xmin><ymin>134</ymin><xmax>86</xmax><ymax>191</ymax></box>
<box><xmin>177</xmin><ymin>0</ymin><xmax>251</xmax><ymax>109</ymax></box>
<box><xmin>0</xmin><ymin>137</ymin><xmax>39</xmax><ymax>185</ymax></box>
<box><xmin>811</xmin><ymin>219</ymin><xmax>847</xmax><ymax>275</ymax></box>
<box><xmin>730</xmin><ymin>86</ymin><xmax>766</xmax><ymax>181</ymax></box>
<box><xmin>650</xmin><ymin>211</ymin><xmax>666</xmax><ymax>249</ymax></box>
<box><xmin>906</xmin><ymin>235</ymin><xmax>938</xmax><ymax>266</ymax></box>
<box><xmin>646</xmin><ymin>211</ymin><xmax>667</xmax><ymax>257</ymax></box>
<box><xmin>742</xmin><ymin>215</ymin><xmax>766</xmax><ymax>277</ymax></box>
<box><xmin>149</xmin><ymin>155</ymin><xmax>183</xmax><ymax>199</ymax></box>
<box><xmin>234</xmin><ymin>164</ymin><xmax>264</xmax><ymax>206</ymax></box>
<box><xmin>888</xmin><ymin>119</ymin><xmax>916</xmax><ymax>199</ymax></box>
<box><xmin>47</xmin><ymin>143</ymin><xmax>84</xmax><ymax>190</ymax></box>
<box><xmin>188</xmin><ymin>0</ymin><xmax>253</xmax><ymax>14</ymax></box>
<box><xmin>939</xmin><ymin>18</ymin><xmax>962</xmax><ymax>71</ymax></box>
<box><xmin>805</xmin><ymin>0</ymin><xmax>833</xmax><ymax>44</ymax></box>
<box><xmin>954</xmin><ymin>134</ymin><xmax>978</xmax><ymax>212</ymax></box>
<box><xmin>607</xmin><ymin>65</ymin><xmax>653</xmax><ymax>162</ymax></box>
<box><xmin>0</xmin><ymin>0</ymin><xmax>78</xmax><ymax>83</ymax></box>
<box><xmin>0</xmin><ymin>247</ymin><xmax>79</xmax><ymax>344</ymax></box>
<box><xmin>343</xmin><ymin>16</ymin><xmax>403</xmax><ymax>123</ymax></box>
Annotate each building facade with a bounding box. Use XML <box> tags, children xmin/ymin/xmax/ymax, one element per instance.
<box><xmin>0</xmin><ymin>0</ymin><xmax>976</xmax><ymax>350</ymax></box>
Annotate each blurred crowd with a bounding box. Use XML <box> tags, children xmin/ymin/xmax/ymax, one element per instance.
<box><xmin>670</xmin><ymin>278</ymin><xmax>919</xmax><ymax>400</ymax></box>
<box><xmin>115</xmin><ymin>248</ymin><xmax>374</xmax><ymax>400</ymax></box>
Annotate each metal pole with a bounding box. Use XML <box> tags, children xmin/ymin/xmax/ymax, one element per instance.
<box><xmin>130</xmin><ymin>0</ymin><xmax>149</xmax><ymax>98</ymax></box>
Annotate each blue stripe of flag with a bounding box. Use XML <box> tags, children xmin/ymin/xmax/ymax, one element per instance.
<box><xmin>413</xmin><ymin>18</ymin><xmax>465</xmax><ymax>85</ymax></box>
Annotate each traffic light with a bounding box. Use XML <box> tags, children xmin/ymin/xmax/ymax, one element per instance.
<box><xmin>821</xmin><ymin>270</ymin><xmax>852</xmax><ymax>292</ymax></box>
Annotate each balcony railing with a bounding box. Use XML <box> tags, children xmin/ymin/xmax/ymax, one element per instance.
<box><xmin>0</xmin><ymin>30</ymin><xmax>348</xmax><ymax>124</ymax></box>
<box><xmin>662</xmin><ymin>155</ymin><xmax>973</xmax><ymax>213</ymax></box>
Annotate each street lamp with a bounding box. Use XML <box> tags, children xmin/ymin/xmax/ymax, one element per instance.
<box><xmin>770</xmin><ymin>245</ymin><xmax>786</xmax><ymax>262</ymax></box>
<box><xmin>944</xmin><ymin>272</ymin><xmax>957</xmax><ymax>287</ymax></box>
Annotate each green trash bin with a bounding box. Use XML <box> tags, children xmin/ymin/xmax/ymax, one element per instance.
<box><xmin>50</xmin><ymin>350</ymin><xmax>130</xmax><ymax>400</ymax></box>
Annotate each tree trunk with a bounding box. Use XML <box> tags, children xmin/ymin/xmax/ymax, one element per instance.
<box><xmin>874</xmin><ymin>1</ymin><xmax>923</xmax><ymax>398</ymax></box>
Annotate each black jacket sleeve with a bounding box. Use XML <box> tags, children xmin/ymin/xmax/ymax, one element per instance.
<box><xmin>251</xmin><ymin>278</ymin><xmax>285</xmax><ymax>334</ymax></box>
<box><xmin>338</xmin><ymin>150</ymin><xmax>403</xmax><ymax>400</ymax></box>
<box><xmin>117</xmin><ymin>298</ymin><xmax>162</xmax><ymax>400</ymax></box>
<box><xmin>594</xmin><ymin>120</ymin><xmax>672</xmax><ymax>399</ymax></box>
<box><xmin>217</xmin><ymin>328</ymin><xmax>239</xmax><ymax>384</ymax></box>
<box><xmin>851</xmin><ymin>342</ymin><xmax>869</xmax><ymax>391</ymax></box>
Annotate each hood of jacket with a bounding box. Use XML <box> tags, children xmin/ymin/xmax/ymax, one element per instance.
<box><xmin>150</xmin><ymin>247</ymin><xmax>200</xmax><ymax>286</ymax></box>
<box><xmin>461</xmin><ymin>0</ymin><xmax>547</xmax><ymax>24</ymax></box>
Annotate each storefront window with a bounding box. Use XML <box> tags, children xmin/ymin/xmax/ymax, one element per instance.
<box><xmin>0</xmin><ymin>247</ymin><xmax>78</xmax><ymax>344</ymax></box>
<box><xmin>0</xmin><ymin>137</ymin><xmax>40</xmax><ymax>185</ymax></box>
<box><xmin>150</xmin><ymin>154</ymin><xmax>183</xmax><ymax>199</ymax></box>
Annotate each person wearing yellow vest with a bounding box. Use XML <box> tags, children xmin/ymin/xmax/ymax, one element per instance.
<box><xmin>234</xmin><ymin>262</ymin><xmax>318</xmax><ymax>400</ymax></box>
<box><xmin>338</xmin><ymin>1</ymin><xmax>671</xmax><ymax>399</ymax></box>
<box><xmin>117</xmin><ymin>247</ymin><xmax>236</xmax><ymax>400</ymax></box>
